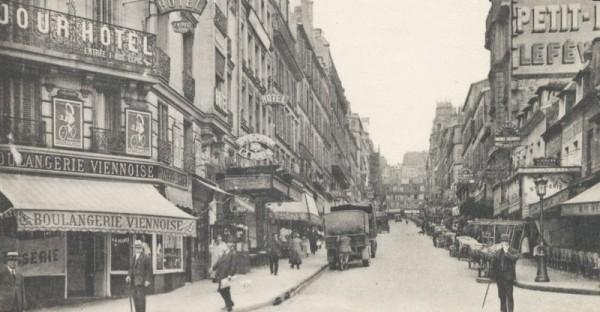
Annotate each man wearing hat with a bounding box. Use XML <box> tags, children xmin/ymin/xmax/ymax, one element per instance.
<box><xmin>490</xmin><ymin>234</ymin><xmax>520</xmax><ymax>312</ymax></box>
<box><xmin>0</xmin><ymin>252</ymin><xmax>27</xmax><ymax>312</ymax></box>
<box><xmin>126</xmin><ymin>240</ymin><xmax>152</xmax><ymax>312</ymax></box>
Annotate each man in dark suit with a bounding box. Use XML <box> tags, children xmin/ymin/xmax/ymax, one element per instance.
<box><xmin>267</xmin><ymin>233</ymin><xmax>282</xmax><ymax>275</ymax></box>
<box><xmin>126</xmin><ymin>240</ymin><xmax>152</xmax><ymax>312</ymax></box>
<box><xmin>212</xmin><ymin>243</ymin><xmax>238</xmax><ymax>312</ymax></box>
<box><xmin>490</xmin><ymin>234</ymin><xmax>520</xmax><ymax>312</ymax></box>
<box><xmin>0</xmin><ymin>251</ymin><xmax>27</xmax><ymax>312</ymax></box>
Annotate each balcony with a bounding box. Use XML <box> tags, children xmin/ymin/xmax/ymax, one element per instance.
<box><xmin>0</xmin><ymin>1</ymin><xmax>163</xmax><ymax>77</ymax></box>
<box><xmin>183</xmin><ymin>70</ymin><xmax>195</xmax><ymax>102</ymax></box>
<box><xmin>90</xmin><ymin>127</ymin><xmax>125</xmax><ymax>155</ymax></box>
<box><xmin>0</xmin><ymin>115</ymin><xmax>45</xmax><ymax>147</ymax></box>
<box><xmin>158</xmin><ymin>139</ymin><xmax>173</xmax><ymax>165</ymax></box>
<box><xmin>183</xmin><ymin>151</ymin><xmax>196</xmax><ymax>174</ymax></box>
<box><xmin>153</xmin><ymin>47</ymin><xmax>171</xmax><ymax>84</ymax></box>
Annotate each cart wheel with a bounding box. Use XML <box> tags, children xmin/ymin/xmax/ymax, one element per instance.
<box><xmin>362</xmin><ymin>259</ymin><xmax>370</xmax><ymax>267</ymax></box>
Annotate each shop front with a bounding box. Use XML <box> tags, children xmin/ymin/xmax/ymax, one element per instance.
<box><xmin>0</xmin><ymin>173</ymin><xmax>196</xmax><ymax>308</ymax></box>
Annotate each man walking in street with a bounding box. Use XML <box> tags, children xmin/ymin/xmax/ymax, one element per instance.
<box><xmin>0</xmin><ymin>252</ymin><xmax>27</xmax><ymax>312</ymax></box>
<box><xmin>267</xmin><ymin>233</ymin><xmax>282</xmax><ymax>275</ymax></box>
<box><xmin>126</xmin><ymin>240</ymin><xmax>152</xmax><ymax>312</ymax></box>
<box><xmin>212</xmin><ymin>243</ymin><xmax>239</xmax><ymax>312</ymax></box>
<box><xmin>490</xmin><ymin>234</ymin><xmax>519</xmax><ymax>312</ymax></box>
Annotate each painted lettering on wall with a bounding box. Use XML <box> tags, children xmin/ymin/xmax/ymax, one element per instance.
<box><xmin>512</xmin><ymin>1</ymin><xmax>600</xmax><ymax>75</ymax></box>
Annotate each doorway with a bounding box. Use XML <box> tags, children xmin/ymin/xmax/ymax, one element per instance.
<box><xmin>67</xmin><ymin>232</ymin><xmax>107</xmax><ymax>297</ymax></box>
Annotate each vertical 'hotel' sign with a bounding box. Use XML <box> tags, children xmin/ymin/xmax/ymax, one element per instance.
<box><xmin>155</xmin><ymin>0</ymin><xmax>208</xmax><ymax>15</ymax></box>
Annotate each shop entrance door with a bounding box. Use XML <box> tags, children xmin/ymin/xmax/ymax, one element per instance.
<box><xmin>67</xmin><ymin>233</ymin><xmax>106</xmax><ymax>297</ymax></box>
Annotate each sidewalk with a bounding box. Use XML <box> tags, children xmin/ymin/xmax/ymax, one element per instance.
<box><xmin>35</xmin><ymin>250</ymin><xmax>327</xmax><ymax>312</ymax></box>
<box><xmin>514</xmin><ymin>258</ymin><xmax>600</xmax><ymax>295</ymax></box>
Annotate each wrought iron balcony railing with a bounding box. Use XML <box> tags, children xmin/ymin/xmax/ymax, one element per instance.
<box><xmin>153</xmin><ymin>47</ymin><xmax>171</xmax><ymax>84</ymax></box>
<box><xmin>158</xmin><ymin>139</ymin><xmax>173</xmax><ymax>165</ymax></box>
<box><xmin>183</xmin><ymin>69</ymin><xmax>195</xmax><ymax>102</ymax></box>
<box><xmin>90</xmin><ymin>127</ymin><xmax>126</xmax><ymax>155</ymax></box>
<box><xmin>0</xmin><ymin>115</ymin><xmax>46</xmax><ymax>147</ymax></box>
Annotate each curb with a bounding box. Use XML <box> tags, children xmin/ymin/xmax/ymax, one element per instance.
<box><xmin>239</xmin><ymin>264</ymin><xmax>329</xmax><ymax>312</ymax></box>
<box><xmin>475</xmin><ymin>277</ymin><xmax>600</xmax><ymax>296</ymax></box>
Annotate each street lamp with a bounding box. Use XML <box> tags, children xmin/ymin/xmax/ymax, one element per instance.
<box><xmin>534</xmin><ymin>176</ymin><xmax>550</xmax><ymax>282</ymax></box>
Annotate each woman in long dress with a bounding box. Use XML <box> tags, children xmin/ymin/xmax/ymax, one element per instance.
<box><xmin>288</xmin><ymin>233</ymin><xmax>303</xmax><ymax>269</ymax></box>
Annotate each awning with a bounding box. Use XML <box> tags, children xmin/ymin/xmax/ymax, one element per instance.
<box><xmin>165</xmin><ymin>185</ymin><xmax>193</xmax><ymax>209</ymax></box>
<box><xmin>0</xmin><ymin>174</ymin><xmax>196</xmax><ymax>237</ymax></box>
<box><xmin>193</xmin><ymin>177</ymin><xmax>232</xmax><ymax>196</ymax></box>
<box><xmin>266</xmin><ymin>193</ymin><xmax>321</xmax><ymax>225</ymax></box>
<box><xmin>561</xmin><ymin>182</ymin><xmax>600</xmax><ymax>216</ymax></box>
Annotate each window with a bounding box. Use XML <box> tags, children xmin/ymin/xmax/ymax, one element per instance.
<box><xmin>110</xmin><ymin>234</ymin><xmax>131</xmax><ymax>272</ymax></box>
<box><xmin>155</xmin><ymin>234</ymin><xmax>183</xmax><ymax>272</ymax></box>
<box><xmin>94</xmin><ymin>0</ymin><xmax>115</xmax><ymax>23</ymax></box>
<box><xmin>0</xmin><ymin>74</ymin><xmax>39</xmax><ymax>121</ymax></box>
<box><xmin>158</xmin><ymin>102</ymin><xmax>169</xmax><ymax>143</ymax></box>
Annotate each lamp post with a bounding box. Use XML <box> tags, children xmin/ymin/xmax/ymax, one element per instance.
<box><xmin>534</xmin><ymin>176</ymin><xmax>550</xmax><ymax>282</ymax></box>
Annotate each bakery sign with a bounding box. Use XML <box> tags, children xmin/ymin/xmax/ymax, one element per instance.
<box><xmin>512</xmin><ymin>0</ymin><xmax>600</xmax><ymax>75</ymax></box>
<box><xmin>0</xmin><ymin>0</ymin><xmax>156</xmax><ymax>72</ymax></box>
<box><xmin>236</xmin><ymin>134</ymin><xmax>275</xmax><ymax>161</ymax></box>
<box><xmin>155</xmin><ymin>0</ymin><xmax>208</xmax><ymax>15</ymax></box>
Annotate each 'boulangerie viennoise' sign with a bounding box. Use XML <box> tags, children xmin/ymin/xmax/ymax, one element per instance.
<box><xmin>17</xmin><ymin>210</ymin><xmax>196</xmax><ymax>237</ymax></box>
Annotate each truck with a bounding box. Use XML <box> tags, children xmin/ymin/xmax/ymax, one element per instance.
<box><xmin>323</xmin><ymin>203</ymin><xmax>378</xmax><ymax>269</ymax></box>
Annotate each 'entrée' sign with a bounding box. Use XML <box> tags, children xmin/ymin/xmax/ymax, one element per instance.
<box><xmin>512</xmin><ymin>1</ymin><xmax>600</xmax><ymax>75</ymax></box>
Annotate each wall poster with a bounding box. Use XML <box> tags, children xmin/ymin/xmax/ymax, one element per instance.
<box><xmin>125</xmin><ymin>109</ymin><xmax>152</xmax><ymax>157</ymax></box>
<box><xmin>53</xmin><ymin>98</ymin><xmax>83</xmax><ymax>149</ymax></box>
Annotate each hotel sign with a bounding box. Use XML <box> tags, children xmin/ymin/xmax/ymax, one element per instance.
<box><xmin>0</xmin><ymin>0</ymin><xmax>156</xmax><ymax>73</ymax></box>
<box><xmin>262</xmin><ymin>93</ymin><xmax>287</xmax><ymax>106</ymax></box>
<box><xmin>0</xmin><ymin>149</ymin><xmax>189</xmax><ymax>188</ymax></box>
<box><xmin>155</xmin><ymin>0</ymin><xmax>207</xmax><ymax>15</ymax></box>
<box><xmin>512</xmin><ymin>0</ymin><xmax>600</xmax><ymax>75</ymax></box>
<box><xmin>17</xmin><ymin>210</ymin><xmax>196</xmax><ymax>237</ymax></box>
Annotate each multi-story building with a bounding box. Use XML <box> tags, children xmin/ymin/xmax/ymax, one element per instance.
<box><xmin>385</xmin><ymin>152</ymin><xmax>426</xmax><ymax>215</ymax></box>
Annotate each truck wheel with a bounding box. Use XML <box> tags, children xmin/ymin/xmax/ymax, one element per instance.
<box><xmin>362</xmin><ymin>259</ymin><xmax>370</xmax><ymax>267</ymax></box>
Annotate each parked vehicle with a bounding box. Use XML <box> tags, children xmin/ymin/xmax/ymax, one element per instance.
<box><xmin>324</xmin><ymin>203</ymin><xmax>378</xmax><ymax>269</ymax></box>
<box><xmin>376</xmin><ymin>211</ymin><xmax>390</xmax><ymax>233</ymax></box>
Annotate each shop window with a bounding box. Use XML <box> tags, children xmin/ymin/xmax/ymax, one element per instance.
<box><xmin>155</xmin><ymin>234</ymin><xmax>183</xmax><ymax>272</ymax></box>
<box><xmin>110</xmin><ymin>234</ymin><xmax>131</xmax><ymax>272</ymax></box>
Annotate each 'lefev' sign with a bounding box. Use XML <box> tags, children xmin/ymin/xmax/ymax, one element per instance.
<box><xmin>155</xmin><ymin>0</ymin><xmax>207</xmax><ymax>15</ymax></box>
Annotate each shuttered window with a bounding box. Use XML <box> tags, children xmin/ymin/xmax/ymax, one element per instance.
<box><xmin>0</xmin><ymin>74</ymin><xmax>39</xmax><ymax>121</ymax></box>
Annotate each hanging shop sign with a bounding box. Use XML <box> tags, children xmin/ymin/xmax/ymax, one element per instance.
<box><xmin>0</xmin><ymin>0</ymin><xmax>156</xmax><ymax>72</ymax></box>
<box><xmin>17</xmin><ymin>210</ymin><xmax>196</xmax><ymax>237</ymax></box>
<box><xmin>155</xmin><ymin>0</ymin><xmax>207</xmax><ymax>15</ymax></box>
<box><xmin>125</xmin><ymin>109</ymin><xmax>152</xmax><ymax>157</ymax></box>
<box><xmin>512</xmin><ymin>0</ymin><xmax>600</xmax><ymax>76</ymax></box>
<box><xmin>236</xmin><ymin>134</ymin><xmax>275</xmax><ymax>161</ymax></box>
<box><xmin>172</xmin><ymin>20</ymin><xmax>194</xmax><ymax>33</ymax></box>
<box><xmin>0</xmin><ymin>235</ymin><xmax>65</xmax><ymax>277</ymax></box>
<box><xmin>494</xmin><ymin>124</ymin><xmax>521</xmax><ymax>148</ymax></box>
<box><xmin>262</xmin><ymin>93</ymin><xmax>287</xmax><ymax>106</ymax></box>
<box><xmin>53</xmin><ymin>98</ymin><xmax>83</xmax><ymax>150</ymax></box>
<box><xmin>0</xmin><ymin>149</ymin><xmax>189</xmax><ymax>188</ymax></box>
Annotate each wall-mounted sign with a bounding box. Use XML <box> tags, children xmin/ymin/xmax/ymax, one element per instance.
<box><xmin>155</xmin><ymin>0</ymin><xmax>207</xmax><ymax>15</ymax></box>
<box><xmin>235</xmin><ymin>134</ymin><xmax>275</xmax><ymax>161</ymax></box>
<box><xmin>533</xmin><ymin>157</ymin><xmax>560</xmax><ymax>167</ymax></box>
<box><xmin>262</xmin><ymin>93</ymin><xmax>287</xmax><ymax>106</ymax></box>
<box><xmin>53</xmin><ymin>98</ymin><xmax>83</xmax><ymax>149</ymax></box>
<box><xmin>495</xmin><ymin>123</ymin><xmax>521</xmax><ymax>148</ymax></box>
<box><xmin>17</xmin><ymin>210</ymin><xmax>196</xmax><ymax>237</ymax></box>
<box><xmin>512</xmin><ymin>0</ymin><xmax>600</xmax><ymax>75</ymax></box>
<box><xmin>172</xmin><ymin>20</ymin><xmax>194</xmax><ymax>33</ymax></box>
<box><xmin>126</xmin><ymin>109</ymin><xmax>152</xmax><ymax>157</ymax></box>
<box><xmin>0</xmin><ymin>235</ymin><xmax>65</xmax><ymax>277</ymax></box>
<box><xmin>0</xmin><ymin>149</ymin><xmax>189</xmax><ymax>189</ymax></box>
<box><xmin>0</xmin><ymin>0</ymin><xmax>156</xmax><ymax>72</ymax></box>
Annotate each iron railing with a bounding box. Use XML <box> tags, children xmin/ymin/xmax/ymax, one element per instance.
<box><xmin>90</xmin><ymin>127</ymin><xmax>126</xmax><ymax>155</ymax></box>
<box><xmin>0</xmin><ymin>115</ymin><xmax>46</xmax><ymax>147</ymax></box>
<box><xmin>183</xmin><ymin>69</ymin><xmax>195</xmax><ymax>102</ymax></box>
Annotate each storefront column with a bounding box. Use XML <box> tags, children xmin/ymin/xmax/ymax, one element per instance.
<box><xmin>254</xmin><ymin>196</ymin><xmax>269</xmax><ymax>250</ymax></box>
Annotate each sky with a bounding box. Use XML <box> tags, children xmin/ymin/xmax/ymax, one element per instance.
<box><xmin>311</xmin><ymin>0</ymin><xmax>491</xmax><ymax>165</ymax></box>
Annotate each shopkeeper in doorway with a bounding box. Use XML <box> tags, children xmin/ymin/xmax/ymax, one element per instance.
<box><xmin>0</xmin><ymin>251</ymin><xmax>27</xmax><ymax>312</ymax></box>
<box><xmin>126</xmin><ymin>240</ymin><xmax>152</xmax><ymax>312</ymax></box>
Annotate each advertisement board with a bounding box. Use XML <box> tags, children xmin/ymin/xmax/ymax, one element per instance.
<box><xmin>512</xmin><ymin>0</ymin><xmax>600</xmax><ymax>75</ymax></box>
<box><xmin>53</xmin><ymin>98</ymin><xmax>83</xmax><ymax>149</ymax></box>
<box><xmin>125</xmin><ymin>109</ymin><xmax>152</xmax><ymax>157</ymax></box>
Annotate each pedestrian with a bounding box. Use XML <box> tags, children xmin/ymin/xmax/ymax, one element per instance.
<box><xmin>288</xmin><ymin>233</ymin><xmax>303</xmax><ymax>269</ymax></box>
<box><xmin>338</xmin><ymin>235</ymin><xmax>352</xmax><ymax>270</ymax></box>
<box><xmin>490</xmin><ymin>234</ymin><xmax>519</xmax><ymax>312</ymax></box>
<box><xmin>267</xmin><ymin>233</ymin><xmax>282</xmax><ymax>275</ymax></box>
<box><xmin>0</xmin><ymin>251</ymin><xmax>27</xmax><ymax>312</ymax></box>
<box><xmin>126</xmin><ymin>240</ymin><xmax>152</xmax><ymax>312</ymax></box>
<box><xmin>302</xmin><ymin>236</ymin><xmax>310</xmax><ymax>257</ymax></box>
<box><xmin>210</xmin><ymin>235</ymin><xmax>228</xmax><ymax>272</ymax></box>
<box><xmin>308</xmin><ymin>228</ymin><xmax>318</xmax><ymax>255</ymax></box>
<box><xmin>212</xmin><ymin>243</ymin><xmax>239</xmax><ymax>312</ymax></box>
